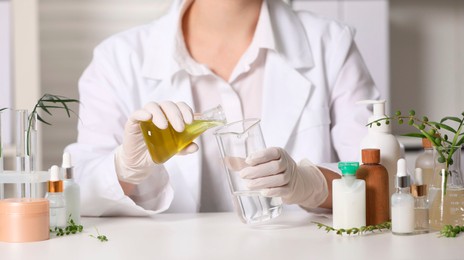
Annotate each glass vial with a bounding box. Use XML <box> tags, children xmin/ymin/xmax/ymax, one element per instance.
<box><xmin>411</xmin><ymin>168</ymin><xmax>429</xmax><ymax>234</ymax></box>
<box><xmin>391</xmin><ymin>159</ymin><xmax>415</xmax><ymax>235</ymax></box>
<box><xmin>415</xmin><ymin>138</ymin><xmax>434</xmax><ymax>186</ymax></box>
<box><xmin>46</xmin><ymin>165</ymin><xmax>66</xmax><ymax>229</ymax></box>
<box><xmin>333</xmin><ymin>162</ymin><xmax>366</xmax><ymax>229</ymax></box>
<box><xmin>62</xmin><ymin>152</ymin><xmax>81</xmax><ymax>225</ymax></box>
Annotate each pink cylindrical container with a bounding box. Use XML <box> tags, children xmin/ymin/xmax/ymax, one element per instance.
<box><xmin>0</xmin><ymin>198</ymin><xmax>50</xmax><ymax>243</ymax></box>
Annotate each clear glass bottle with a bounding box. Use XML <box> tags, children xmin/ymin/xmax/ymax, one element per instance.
<box><xmin>62</xmin><ymin>152</ymin><xmax>80</xmax><ymax>225</ymax></box>
<box><xmin>429</xmin><ymin>145</ymin><xmax>464</xmax><ymax>230</ymax></box>
<box><xmin>333</xmin><ymin>162</ymin><xmax>366</xmax><ymax>229</ymax></box>
<box><xmin>411</xmin><ymin>168</ymin><xmax>429</xmax><ymax>234</ymax></box>
<box><xmin>140</xmin><ymin>105</ymin><xmax>226</xmax><ymax>164</ymax></box>
<box><xmin>415</xmin><ymin>138</ymin><xmax>434</xmax><ymax>186</ymax></box>
<box><xmin>46</xmin><ymin>165</ymin><xmax>66</xmax><ymax>229</ymax></box>
<box><xmin>391</xmin><ymin>159</ymin><xmax>414</xmax><ymax>235</ymax></box>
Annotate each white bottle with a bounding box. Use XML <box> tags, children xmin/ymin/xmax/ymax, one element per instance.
<box><xmin>333</xmin><ymin>162</ymin><xmax>366</xmax><ymax>229</ymax></box>
<box><xmin>358</xmin><ymin>100</ymin><xmax>401</xmax><ymax>198</ymax></box>
<box><xmin>62</xmin><ymin>152</ymin><xmax>81</xmax><ymax>225</ymax></box>
<box><xmin>391</xmin><ymin>158</ymin><xmax>414</xmax><ymax>235</ymax></box>
<box><xmin>46</xmin><ymin>165</ymin><xmax>67</xmax><ymax>229</ymax></box>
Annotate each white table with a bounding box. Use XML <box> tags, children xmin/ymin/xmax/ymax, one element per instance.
<box><xmin>0</xmin><ymin>212</ymin><xmax>461</xmax><ymax>260</ymax></box>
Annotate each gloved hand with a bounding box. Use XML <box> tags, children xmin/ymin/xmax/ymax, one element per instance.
<box><xmin>239</xmin><ymin>147</ymin><xmax>328</xmax><ymax>209</ymax></box>
<box><xmin>115</xmin><ymin>101</ymin><xmax>199</xmax><ymax>184</ymax></box>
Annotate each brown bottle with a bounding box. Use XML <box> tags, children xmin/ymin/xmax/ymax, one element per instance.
<box><xmin>356</xmin><ymin>149</ymin><xmax>390</xmax><ymax>225</ymax></box>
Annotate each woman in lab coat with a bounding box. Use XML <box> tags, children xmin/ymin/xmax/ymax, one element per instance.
<box><xmin>66</xmin><ymin>0</ymin><xmax>379</xmax><ymax>216</ymax></box>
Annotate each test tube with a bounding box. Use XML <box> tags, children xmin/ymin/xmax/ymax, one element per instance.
<box><xmin>15</xmin><ymin>109</ymin><xmax>27</xmax><ymax>198</ymax></box>
<box><xmin>27</xmin><ymin>113</ymin><xmax>38</xmax><ymax>198</ymax></box>
<box><xmin>0</xmin><ymin>110</ymin><xmax>4</xmax><ymax>199</ymax></box>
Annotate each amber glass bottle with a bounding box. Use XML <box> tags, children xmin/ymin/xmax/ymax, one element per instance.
<box><xmin>356</xmin><ymin>149</ymin><xmax>390</xmax><ymax>225</ymax></box>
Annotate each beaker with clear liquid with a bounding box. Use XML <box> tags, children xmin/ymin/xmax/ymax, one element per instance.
<box><xmin>140</xmin><ymin>105</ymin><xmax>226</xmax><ymax>164</ymax></box>
<box><xmin>214</xmin><ymin>119</ymin><xmax>282</xmax><ymax>224</ymax></box>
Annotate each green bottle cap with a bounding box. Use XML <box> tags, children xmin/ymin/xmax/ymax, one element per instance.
<box><xmin>337</xmin><ymin>162</ymin><xmax>359</xmax><ymax>175</ymax></box>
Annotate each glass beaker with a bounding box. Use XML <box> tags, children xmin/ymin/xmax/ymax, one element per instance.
<box><xmin>140</xmin><ymin>105</ymin><xmax>226</xmax><ymax>164</ymax></box>
<box><xmin>428</xmin><ymin>145</ymin><xmax>464</xmax><ymax>230</ymax></box>
<box><xmin>214</xmin><ymin>119</ymin><xmax>282</xmax><ymax>224</ymax></box>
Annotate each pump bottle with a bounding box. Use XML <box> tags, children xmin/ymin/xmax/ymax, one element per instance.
<box><xmin>358</xmin><ymin>100</ymin><xmax>401</xmax><ymax>198</ymax></box>
<box><xmin>356</xmin><ymin>149</ymin><xmax>390</xmax><ymax>225</ymax></box>
<box><xmin>46</xmin><ymin>165</ymin><xmax>67</xmax><ymax>229</ymax></box>
<box><xmin>391</xmin><ymin>159</ymin><xmax>414</xmax><ymax>235</ymax></box>
<box><xmin>333</xmin><ymin>162</ymin><xmax>366</xmax><ymax>229</ymax></box>
<box><xmin>62</xmin><ymin>152</ymin><xmax>81</xmax><ymax>225</ymax></box>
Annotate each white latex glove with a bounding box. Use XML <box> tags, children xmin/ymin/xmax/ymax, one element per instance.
<box><xmin>239</xmin><ymin>147</ymin><xmax>328</xmax><ymax>209</ymax></box>
<box><xmin>115</xmin><ymin>101</ymin><xmax>199</xmax><ymax>184</ymax></box>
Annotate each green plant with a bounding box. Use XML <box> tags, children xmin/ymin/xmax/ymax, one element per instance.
<box><xmin>313</xmin><ymin>221</ymin><xmax>391</xmax><ymax>236</ymax></box>
<box><xmin>25</xmin><ymin>94</ymin><xmax>79</xmax><ymax>155</ymax></box>
<box><xmin>90</xmin><ymin>228</ymin><xmax>109</xmax><ymax>242</ymax></box>
<box><xmin>50</xmin><ymin>217</ymin><xmax>83</xmax><ymax>236</ymax></box>
<box><xmin>439</xmin><ymin>224</ymin><xmax>464</xmax><ymax>238</ymax></box>
<box><xmin>367</xmin><ymin>110</ymin><xmax>464</xmax><ymax>195</ymax></box>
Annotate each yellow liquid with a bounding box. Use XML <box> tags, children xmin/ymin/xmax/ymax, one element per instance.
<box><xmin>140</xmin><ymin>120</ymin><xmax>225</xmax><ymax>164</ymax></box>
<box><xmin>429</xmin><ymin>188</ymin><xmax>464</xmax><ymax>230</ymax></box>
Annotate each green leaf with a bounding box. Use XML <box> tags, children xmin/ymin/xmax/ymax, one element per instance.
<box><xmin>437</xmin><ymin>123</ymin><xmax>457</xmax><ymax>134</ymax></box>
<box><xmin>441</xmin><ymin>117</ymin><xmax>462</xmax><ymax>124</ymax></box>
<box><xmin>36</xmin><ymin>114</ymin><xmax>52</xmax><ymax>126</ymax></box>
<box><xmin>402</xmin><ymin>133</ymin><xmax>426</xmax><ymax>138</ymax></box>
<box><xmin>457</xmin><ymin>135</ymin><xmax>464</xmax><ymax>146</ymax></box>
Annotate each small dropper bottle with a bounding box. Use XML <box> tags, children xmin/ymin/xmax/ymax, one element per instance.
<box><xmin>391</xmin><ymin>158</ymin><xmax>414</xmax><ymax>235</ymax></box>
<box><xmin>46</xmin><ymin>165</ymin><xmax>67</xmax><ymax>229</ymax></box>
<box><xmin>411</xmin><ymin>168</ymin><xmax>429</xmax><ymax>234</ymax></box>
<box><xmin>62</xmin><ymin>152</ymin><xmax>81</xmax><ymax>225</ymax></box>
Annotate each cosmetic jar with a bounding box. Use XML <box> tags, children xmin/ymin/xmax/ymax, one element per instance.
<box><xmin>0</xmin><ymin>198</ymin><xmax>50</xmax><ymax>243</ymax></box>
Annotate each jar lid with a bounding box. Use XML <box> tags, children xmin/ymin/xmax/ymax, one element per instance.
<box><xmin>0</xmin><ymin>198</ymin><xmax>49</xmax><ymax>215</ymax></box>
<box><xmin>361</xmin><ymin>149</ymin><xmax>380</xmax><ymax>164</ymax></box>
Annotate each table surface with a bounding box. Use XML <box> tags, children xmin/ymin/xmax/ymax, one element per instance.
<box><xmin>0</xmin><ymin>211</ymin><xmax>462</xmax><ymax>260</ymax></box>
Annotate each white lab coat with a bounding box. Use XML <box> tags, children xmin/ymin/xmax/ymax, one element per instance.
<box><xmin>66</xmin><ymin>0</ymin><xmax>378</xmax><ymax>216</ymax></box>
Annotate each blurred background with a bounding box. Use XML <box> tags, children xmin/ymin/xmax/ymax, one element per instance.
<box><xmin>0</xmin><ymin>0</ymin><xmax>463</xmax><ymax>170</ymax></box>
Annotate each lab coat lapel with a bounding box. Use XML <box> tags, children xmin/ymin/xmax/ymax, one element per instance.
<box><xmin>261</xmin><ymin>54</ymin><xmax>314</xmax><ymax>149</ymax></box>
<box><xmin>260</xmin><ymin>0</ymin><xmax>315</xmax><ymax>148</ymax></box>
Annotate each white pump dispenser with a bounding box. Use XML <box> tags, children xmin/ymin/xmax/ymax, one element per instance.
<box><xmin>358</xmin><ymin>100</ymin><xmax>401</xmax><ymax>198</ymax></box>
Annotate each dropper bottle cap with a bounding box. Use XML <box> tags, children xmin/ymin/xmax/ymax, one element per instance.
<box><xmin>62</xmin><ymin>152</ymin><xmax>74</xmax><ymax>179</ymax></box>
<box><xmin>396</xmin><ymin>158</ymin><xmax>410</xmax><ymax>188</ymax></box>
<box><xmin>411</xmin><ymin>168</ymin><xmax>427</xmax><ymax>197</ymax></box>
<box><xmin>48</xmin><ymin>165</ymin><xmax>63</xmax><ymax>193</ymax></box>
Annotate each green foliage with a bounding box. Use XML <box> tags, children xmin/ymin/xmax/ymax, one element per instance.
<box><xmin>313</xmin><ymin>221</ymin><xmax>391</xmax><ymax>236</ymax></box>
<box><xmin>439</xmin><ymin>224</ymin><xmax>464</xmax><ymax>238</ymax></box>
<box><xmin>26</xmin><ymin>94</ymin><xmax>79</xmax><ymax>155</ymax></box>
<box><xmin>90</xmin><ymin>228</ymin><xmax>109</xmax><ymax>242</ymax></box>
<box><xmin>367</xmin><ymin>110</ymin><xmax>464</xmax><ymax>195</ymax></box>
<box><xmin>50</xmin><ymin>217</ymin><xmax>83</xmax><ymax>237</ymax></box>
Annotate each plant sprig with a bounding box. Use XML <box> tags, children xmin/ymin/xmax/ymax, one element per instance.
<box><xmin>439</xmin><ymin>224</ymin><xmax>464</xmax><ymax>238</ymax></box>
<box><xmin>313</xmin><ymin>221</ymin><xmax>391</xmax><ymax>236</ymax></box>
<box><xmin>26</xmin><ymin>94</ymin><xmax>79</xmax><ymax>155</ymax></box>
<box><xmin>90</xmin><ymin>228</ymin><xmax>109</xmax><ymax>242</ymax></box>
<box><xmin>367</xmin><ymin>110</ymin><xmax>464</xmax><ymax>195</ymax></box>
<box><xmin>50</xmin><ymin>217</ymin><xmax>83</xmax><ymax>237</ymax></box>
